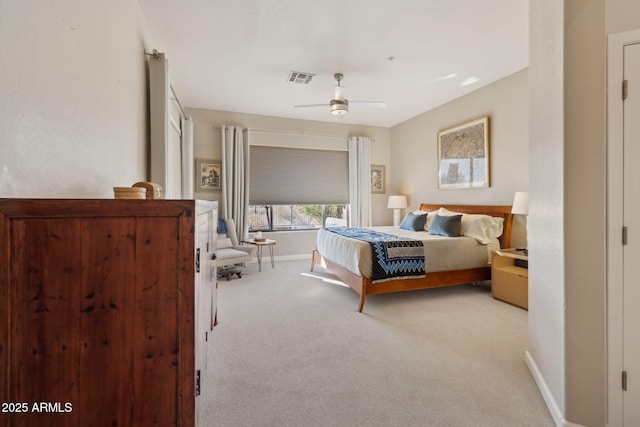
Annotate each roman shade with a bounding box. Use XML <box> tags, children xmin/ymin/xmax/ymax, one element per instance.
<box><xmin>249</xmin><ymin>145</ymin><xmax>349</xmax><ymax>205</ymax></box>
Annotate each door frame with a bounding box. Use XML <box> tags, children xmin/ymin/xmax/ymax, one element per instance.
<box><xmin>607</xmin><ymin>28</ymin><xmax>640</xmax><ymax>427</ymax></box>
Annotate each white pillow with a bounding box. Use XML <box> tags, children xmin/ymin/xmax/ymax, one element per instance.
<box><xmin>437</xmin><ymin>208</ymin><xmax>504</xmax><ymax>244</ymax></box>
<box><xmin>218</xmin><ymin>237</ymin><xmax>233</xmax><ymax>249</ymax></box>
<box><xmin>463</xmin><ymin>215</ymin><xmax>504</xmax><ymax>244</ymax></box>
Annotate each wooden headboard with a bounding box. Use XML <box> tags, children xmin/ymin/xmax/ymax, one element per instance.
<box><xmin>418</xmin><ymin>203</ymin><xmax>514</xmax><ymax>248</ymax></box>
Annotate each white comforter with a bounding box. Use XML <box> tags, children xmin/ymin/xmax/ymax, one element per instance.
<box><xmin>316</xmin><ymin>226</ymin><xmax>499</xmax><ymax>278</ymax></box>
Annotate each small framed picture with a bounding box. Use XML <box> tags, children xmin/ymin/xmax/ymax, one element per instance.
<box><xmin>196</xmin><ymin>159</ymin><xmax>221</xmax><ymax>191</ymax></box>
<box><xmin>371</xmin><ymin>165</ymin><xmax>385</xmax><ymax>194</ymax></box>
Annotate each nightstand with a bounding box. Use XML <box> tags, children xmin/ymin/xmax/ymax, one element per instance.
<box><xmin>491</xmin><ymin>249</ymin><xmax>528</xmax><ymax>309</ymax></box>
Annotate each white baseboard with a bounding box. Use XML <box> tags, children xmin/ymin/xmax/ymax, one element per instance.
<box><xmin>525</xmin><ymin>351</ymin><xmax>586</xmax><ymax>427</ymax></box>
<box><xmin>247</xmin><ymin>254</ymin><xmax>310</xmax><ymax>264</ymax></box>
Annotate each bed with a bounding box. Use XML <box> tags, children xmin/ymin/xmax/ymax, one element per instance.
<box><xmin>310</xmin><ymin>204</ymin><xmax>513</xmax><ymax>312</ymax></box>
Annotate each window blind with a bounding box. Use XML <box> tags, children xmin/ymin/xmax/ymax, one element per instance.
<box><xmin>249</xmin><ymin>145</ymin><xmax>349</xmax><ymax>205</ymax></box>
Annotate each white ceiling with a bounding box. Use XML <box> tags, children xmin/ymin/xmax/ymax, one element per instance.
<box><xmin>137</xmin><ymin>0</ymin><xmax>529</xmax><ymax>128</ymax></box>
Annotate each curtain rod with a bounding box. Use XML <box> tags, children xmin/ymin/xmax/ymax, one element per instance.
<box><xmin>212</xmin><ymin>126</ymin><xmax>374</xmax><ymax>141</ymax></box>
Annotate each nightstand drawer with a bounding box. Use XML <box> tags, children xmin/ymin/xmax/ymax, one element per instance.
<box><xmin>492</xmin><ymin>267</ymin><xmax>528</xmax><ymax>309</ymax></box>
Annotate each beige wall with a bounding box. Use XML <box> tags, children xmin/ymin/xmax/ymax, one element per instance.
<box><xmin>0</xmin><ymin>1</ymin><xmax>154</xmax><ymax>198</ymax></box>
<box><xmin>564</xmin><ymin>1</ymin><xmax>606</xmax><ymax>425</ymax></box>
<box><xmin>528</xmin><ymin>1</ymin><xmax>567</xmax><ymax>424</ymax></box>
<box><xmin>529</xmin><ymin>1</ymin><xmax>608</xmax><ymax>426</ymax></box>
<box><xmin>607</xmin><ymin>0</ymin><xmax>640</xmax><ymax>33</ymax></box>
<box><xmin>389</xmin><ymin>69</ymin><xmax>529</xmax><ymax>248</ymax></box>
<box><xmin>529</xmin><ymin>1</ymin><xmax>640</xmax><ymax>426</ymax></box>
<box><xmin>186</xmin><ymin>108</ymin><xmax>392</xmax><ymax>257</ymax></box>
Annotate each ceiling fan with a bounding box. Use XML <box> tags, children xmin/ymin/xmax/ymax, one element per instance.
<box><xmin>294</xmin><ymin>73</ymin><xmax>387</xmax><ymax>116</ymax></box>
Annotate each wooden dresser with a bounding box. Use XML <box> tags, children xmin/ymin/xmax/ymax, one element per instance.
<box><xmin>0</xmin><ymin>199</ymin><xmax>217</xmax><ymax>427</ymax></box>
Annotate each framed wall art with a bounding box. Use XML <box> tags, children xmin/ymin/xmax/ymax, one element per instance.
<box><xmin>196</xmin><ymin>159</ymin><xmax>221</xmax><ymax>191</ymax></box>
<box><xmin>371</xmin><ymin>165</ymin><xmax>385</xmax><ymax>194</ymax></box>
<box><xmin>437</xmin><ymin>116</ymin><xmax>490</xmax><ymax>189</ymax></box>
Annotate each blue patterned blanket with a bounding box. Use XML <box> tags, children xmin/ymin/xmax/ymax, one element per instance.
<box><xmin>324</xmin><ymin>227</ymin><xmax>426</xmax><ymax>283</ymax></box>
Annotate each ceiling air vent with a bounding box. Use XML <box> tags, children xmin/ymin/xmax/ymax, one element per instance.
<box><xmin>288</xmin><ymin>71</ymin><xmax>315</xmax><ymax>84</ymax></box>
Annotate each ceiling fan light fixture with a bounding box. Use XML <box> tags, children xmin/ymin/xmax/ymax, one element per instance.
<box><xmin>330</xmin><ymin>99</ymin><xmax>349</xmax><ymax>115</ymax></box>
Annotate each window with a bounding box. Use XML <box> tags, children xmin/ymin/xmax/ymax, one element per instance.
<box><xmin>247</xmin><ymin>204</ymin><xmax>348</xmax><ymax>231</ymax></box>
<box><xmin>248</xmin><ymin>145</ymin><xmax>349</xmax><ymax>231</ymax></box>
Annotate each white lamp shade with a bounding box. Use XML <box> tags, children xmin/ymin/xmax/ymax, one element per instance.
<box><xmin>511</xmin><ymin>192</ymin><xmax>529</xmax><ymax>215</ymax></box>
<box><xmin>387</xmin><ymin>195</ymin><xmax>408</xmax><ymax>209</ymax></box>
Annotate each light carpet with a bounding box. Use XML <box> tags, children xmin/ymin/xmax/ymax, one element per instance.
<box><xmin>200</xmin><ymin>260</ymin><xmax>554</xmax><ymax>427</ymax></box>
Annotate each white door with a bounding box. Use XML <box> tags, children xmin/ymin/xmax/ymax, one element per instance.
<box><xmin>623</xmin><ymin>41</ymin><xmax>640</xmax><ymax>426</ymax></box>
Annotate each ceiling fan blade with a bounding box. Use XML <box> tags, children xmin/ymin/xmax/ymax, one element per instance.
<box><xmin>349</xmin><ymin>101</ymin><xmax>387</xmax><ymax>108</ymax></box>
<box><xmin>294</xmin><ymin>74</ymin><xmax>384</xmax><ymax>112</ymax></box>
<box><xmin>293</xmin><ymin>103</ymin><xmax>330</xmax><ymax>108</ymax></box>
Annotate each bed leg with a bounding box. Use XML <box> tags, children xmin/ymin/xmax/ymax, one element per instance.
<box><xmin>310</xmin><ymin>250</ymin><xmax>317</xmax><ymax>272</ymax></box>
<box><xmin>358</xmin><ymin>293</ymin><xmax>366</xmax><ymax>313</ymax></box>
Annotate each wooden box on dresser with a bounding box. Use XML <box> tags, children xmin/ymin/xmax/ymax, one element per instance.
<box><xmin>0</xmin><ymin>198</ymin><xmax>217</xmax><ymax>427</ymax></box>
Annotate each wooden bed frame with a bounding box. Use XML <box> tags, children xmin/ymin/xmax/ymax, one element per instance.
<box><xmin>310</xmin><ymin>204</ymin><xmax>513</xmax><ymax>312</ymax></box>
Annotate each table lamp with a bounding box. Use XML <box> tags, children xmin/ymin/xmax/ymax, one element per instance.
<box><xmin>511</xmin><ymin>191</ymin><xmax>529</xmax><ymax>254</ymax></box>
<box><xmin>388</xmin><ymin>195</ymin><xmax>408</xmax><ymax>227</ymax></box>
